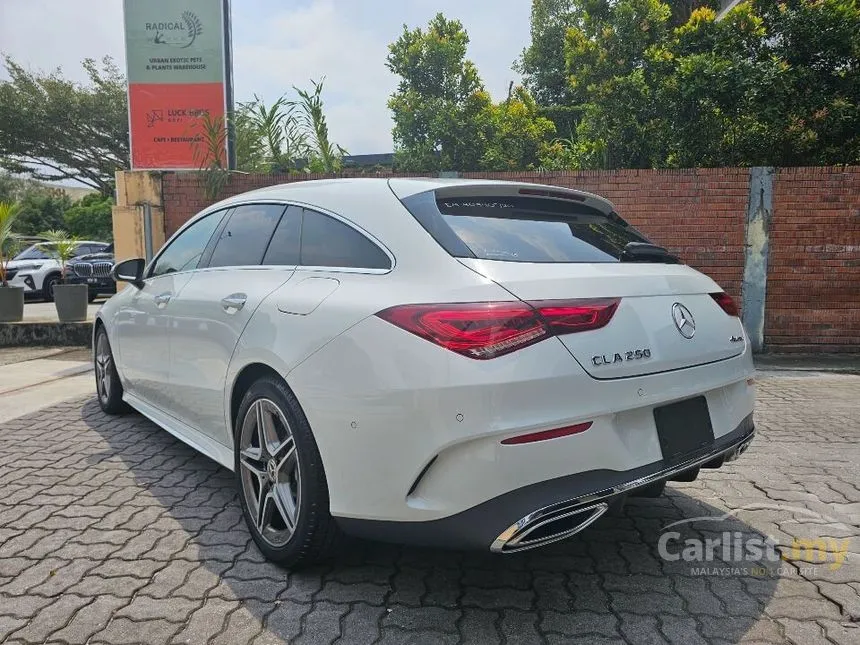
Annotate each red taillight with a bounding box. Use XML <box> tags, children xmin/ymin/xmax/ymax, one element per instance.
<box><xmin>710</xmin><ymin>292</ymin><xmax>739</xmax><ymax>317</ymax></box>
<box><xmin>529</xmin><ymin>298</ymin><xmax>619</xmax><ymax>334</ymax></box>
<box><xmin>376</xmin><ymin>298</ymin><xmax>619</xmax><ymax>360</ymax></box>
<box><xmin>376</xmin><ymin>302</ymin><xmax>547</xmax><ymax>359</ymax></box>
<box><xmin>501</xmin><ymin>421</ymin><xmax>592</xmax><ymax>445</ymax></box>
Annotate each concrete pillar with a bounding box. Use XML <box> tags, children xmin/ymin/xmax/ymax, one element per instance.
<box><xmin>741</xmin><ymin>167</ymin><xmax>774</xmax><ymax>353</ymax></box>
<box><xmin>112</xmin><ymin>171</ymin><xmax>166</xmax><ymax>290</ymax></box>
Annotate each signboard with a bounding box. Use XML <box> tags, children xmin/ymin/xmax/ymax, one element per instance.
<box><xmin>123</xmin><ymin>0</ymin><xmax>233</xmax><ymax>169</ymax></box>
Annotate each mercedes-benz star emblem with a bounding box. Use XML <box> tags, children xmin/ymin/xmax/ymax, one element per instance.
<box><xmin>672</xmin><ymin>303</ymin><xmax>696</xmax><ymax>339</ymax></box>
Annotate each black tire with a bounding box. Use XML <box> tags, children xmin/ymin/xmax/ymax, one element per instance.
<box><xmin>94</xmin><ymin>326</ymin><xmax>129</xmax><ymax>414</ymax></box>
<box><xmin>42</xmin><ymin>273</ymin><xmax>61</xmax><ymax>302</ymax></box>
<box><xmin>234</xmin><ymin>376</ymin><xmax>341</xmax><ymax>568</ymax></box>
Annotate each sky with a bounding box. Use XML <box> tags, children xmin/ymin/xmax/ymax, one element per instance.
<box><xmin>0</xmin><ymin>0</ymin><xmax>532</xmax><ymax>155</ymax></box>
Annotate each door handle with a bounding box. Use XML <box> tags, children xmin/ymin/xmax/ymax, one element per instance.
<box><xmin>154</xmin><ymin>292</ymin><xmax>172</xmax><ymax>308</ymax></box>
<box><xmin>221</xmin><ymin>293</ymin><xmax>247</xmax><ymax>313</ymax></box>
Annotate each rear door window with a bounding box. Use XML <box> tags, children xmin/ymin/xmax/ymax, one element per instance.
<box><xmin>208</xmin><ymin>204</ymin><xmax>286</xmax><ymax>268</ymax></box>
<box><xmin>403</xmin><ymin>193</ymin><xmax>650</xmax><ymax>263</ymax></box>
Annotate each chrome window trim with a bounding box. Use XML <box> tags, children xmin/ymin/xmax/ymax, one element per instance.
<box><xmin>150</xmin><ymin>198</ymin><xmax>396</xmax><ymax>277</ymax></box>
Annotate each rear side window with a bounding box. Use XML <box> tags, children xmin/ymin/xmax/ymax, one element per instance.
<box><xmin>402</xmin><ymin>193</ymin><xmax>650</xmax><ymax>263</ymax></box>
<box><xmin>208</xmin><ymin>204</ymin><xmax>286</xmax><ymax>268</ymax></box>
<box><xmin>262</xmin><ymin>206</ymin><xmax>302</xmax><ymax>266</ymax></box>
<box><xmin>299</xmin><ymin>209</ymin><xmax>390</xmax><ymax>270</ymax></box>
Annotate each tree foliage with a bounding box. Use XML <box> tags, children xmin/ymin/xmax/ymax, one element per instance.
<box><xmin>386</xmin><ymin>14</ymin><xmax>555</xmax><ymax>172</ymax></box>
<box><xmin>539</xmin><ymin>0</ymin><xmax>860</xmax><ymax>168</ymax></box>
<box><xmin>63</xmin><ymin>193</ymin><xmax>113</xmax><ymax>241</ymax></box>
<box><xmin>12</xmin><ymin>188</ymin><xmax>71</xmax><ymax>237</ymax></box>
<box><xmin>0</xmin><ymin>56</ymin><xmax>129</xmax><ymax>195</ymax></box>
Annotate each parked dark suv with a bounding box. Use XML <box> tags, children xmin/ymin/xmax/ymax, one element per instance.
<box><xmin>68</xmin><ymin>243</ymin><xmax>116</xmax><ymax>302</ymax></box>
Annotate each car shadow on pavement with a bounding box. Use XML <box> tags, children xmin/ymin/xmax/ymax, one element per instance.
<box><xmin>79</xmin><ymin>399</ymin><xmax>779</xmax><ymax>644</ymax></box>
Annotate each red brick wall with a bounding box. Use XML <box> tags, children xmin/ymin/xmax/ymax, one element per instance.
<box><xmin>767</xmin><ymin>167</ymin><xmax>860</xmax><ymax>352</ymax></box>
<box><xmin>160</xmin><ymin>167</ymin><xmax>860</xmax><ymax>353</ymax></box>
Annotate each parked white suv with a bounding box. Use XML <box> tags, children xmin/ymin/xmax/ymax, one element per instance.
<box><xmin>6</xmin><ymin>241</ymin><xmax>110</xmax><ymax>301</ymax></box>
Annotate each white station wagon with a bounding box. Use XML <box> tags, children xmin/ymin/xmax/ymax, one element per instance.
<box><xmin>95</xmin><ymin>178</ymin><xmax>755</xmax><ymax>567</ymax></box>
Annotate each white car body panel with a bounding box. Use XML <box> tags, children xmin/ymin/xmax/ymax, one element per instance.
<box><xmin>166</xmin><ymin>266</ymin><xmax>294</xmax><ymax>440</ymax></box>
<box><xmin>97</xmin><ymin>177</ymin><xmax>756</xmax><ymax>548</ymax></box>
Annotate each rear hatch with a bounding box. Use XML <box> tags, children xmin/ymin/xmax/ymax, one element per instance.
<box><xmin>398</xmin><ymin>182</ymin><xmax>746</xmax><ymax>379</ymax></box>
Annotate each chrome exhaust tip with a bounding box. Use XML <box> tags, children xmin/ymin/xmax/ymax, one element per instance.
<box><xmin>724</xmin><ymin>435</ymin><xmax>754</xmax><ymax>462</ymax></box>
<box><xmin>490</xmin><ymin>501</ymin><xmax>609</xmax><ymax>553</ymax></box>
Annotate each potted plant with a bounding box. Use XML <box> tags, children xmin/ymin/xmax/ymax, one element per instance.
<box><xmin>41</xmin><ymin>229</ymin><xmax>88</xmax><ymax>322</ymax></box>
<box><xmin>0</xmin><ymin>202</ymin><xmax>24</xmax><ymax>322</ymax></box>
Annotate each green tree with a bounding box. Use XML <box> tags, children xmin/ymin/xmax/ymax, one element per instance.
<box><xmin>387</xmin><ymin>14</ymin><xmax>556</xmax><ymax>172</ymax></box>
<box><xmin>534</xmin><ymin>0</ymin><xmax>860</xmax><ymax>169</ymax></box>
<box><xmin>482</xmin><ymin>87</ymin><xmax>556</xmax><ymax>170</ymax></box>
<box><xmin>517</xmin><ymin>0</ymin><xmax>716</xmax><ymax>108</ymax></box>
<box><xmin>386</xmin><ymin>13</ymin><xmax>492</xmax><ymax>171</ymax></box>
<box><xmin>0</xmin><ymin>56</ymin><xmax>128</xmax><ymax>195</ymax></box>
<box><xmin>516</xmin><ymin>0</ymin><xmax>580</xmax><ymax>106</ymax></box>
<box><xmin>12</xmin><ymin>189</ymin><xmax>70</xmax><ymax>237</ymax></box>
<box><xmin>63</xmin><ymin>193</ymin><xmax>114</xmax><ymax>241</ymax></box>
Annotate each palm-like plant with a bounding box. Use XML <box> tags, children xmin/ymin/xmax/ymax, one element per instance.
<box><xmin>0</xmin><ymin>202</ymin><xmax>21</xmax><ymax>287</ymax></box>
<box><xmin>40</xmin><ymin>229</ymin><xmax>80</xmax><ymax>283</ymax></box>
<box><xmin>293</xmin><ymin>78</ymin><xmax>347</xmax><ymax>173</ymax></box>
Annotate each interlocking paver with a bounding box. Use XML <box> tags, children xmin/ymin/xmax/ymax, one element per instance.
<box><xmin>0</xmin><ymin>373</ymin><xmax>857</xmax><ymax>643</ymax></box>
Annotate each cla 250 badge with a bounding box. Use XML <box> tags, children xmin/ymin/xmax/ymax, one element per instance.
<box><xmin>592</xmin><ymin>349</ymin><xmax>652</xmax><ymax>366</ymax></box>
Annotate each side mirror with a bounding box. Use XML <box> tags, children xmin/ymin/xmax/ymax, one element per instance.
<box><xmin>112</xmin><ymin>258</ymin><xmax>146</xmax><ymax>288</ymax></box>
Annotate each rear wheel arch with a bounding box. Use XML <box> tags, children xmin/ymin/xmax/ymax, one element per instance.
<box><xmin>230</xmin><ymin>363</ymin><xmax>291</xmax><ymax>435</ymax></box>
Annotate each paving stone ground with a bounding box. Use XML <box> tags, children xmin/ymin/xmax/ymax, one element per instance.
<box><xmin>0</xmin><ymin>373</ymin><xmax>858</xmax><ymax>644</ymax></box>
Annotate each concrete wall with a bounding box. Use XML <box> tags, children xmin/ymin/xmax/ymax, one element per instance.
<box><xmin>116</xmin><ymin>167</ymin><xmax>860</xmax><ymax>353</ymax></box>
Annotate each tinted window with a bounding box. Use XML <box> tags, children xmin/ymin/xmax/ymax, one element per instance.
<box><xmin>404</xmin><ymin>194</ymin><xmax>650</xmax><ymax>263</ymax></box>
<box><xmin>300</xmin><ymin>209</ymin><xmax>390</xmax><ymax>269</ymax></box>
<box><xmin>262</xmin><ymin>206</ymin><xmax>302</xmax><ymax>265</ymax></box>
<box><xmin>15</xmin><ymin>244</ymin><xmax>51</xmax><ymax>260</ymax></box>
<box><xmin>74</xmin><ymin>244</ymin><xmax>100</xmax><ymax>256</ymax></box>
<box><xmin>150</xmin><ymin>211</ymin><xmax>223</xmax><ymax>277</ymax></box>
<box><xmin>208</xmin><ymin>204</ymin><xmax>286</xmax><ymax>268</ymax></box>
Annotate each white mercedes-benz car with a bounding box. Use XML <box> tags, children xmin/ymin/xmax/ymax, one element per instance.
<box><xmin>95</xmin><ymin>178</ymin><xmax>755</xmax><ymax>567</ymax></box>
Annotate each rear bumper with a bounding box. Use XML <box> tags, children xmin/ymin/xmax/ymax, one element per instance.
<box><xmin>335</xmin><ymin>414</ymin><xmax>755</xmax><ymax>551</ymax></box>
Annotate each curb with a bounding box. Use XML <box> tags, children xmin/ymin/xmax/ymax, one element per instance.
<box><xmin>0</xmin><ymin>322</ymin><xmax>93</xmax><ymax>347</ymax></box>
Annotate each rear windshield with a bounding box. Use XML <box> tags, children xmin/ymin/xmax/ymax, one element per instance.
<box><xmin>401</xmin><ymin>193</ymin><xmax>650</xmax><ymax>263</ymax></box>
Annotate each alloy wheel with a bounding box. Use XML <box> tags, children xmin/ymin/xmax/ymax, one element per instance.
<box><xmin>239</xmin><ymin>398</ymin><xmax>301</xmax><ymax>547</ymax></box>
<box><xmin>95</xmin><ymin>332</ymin><xmax>112</xmax><ymax>404</ymax></box>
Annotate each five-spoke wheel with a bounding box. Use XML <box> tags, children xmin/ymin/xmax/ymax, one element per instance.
<box><xmin>94</xmin><ymin>327</ymin><xmax>128</xmax><ymax>414</ymax></box>
<box><xmin>234</xmin><ymin>376</ymin><xmax>341</xmax><ymax>567</ymax></box>
<box><xmin>238</xmin><ymin>398</ymin><xmax>301</xmax><ymax>547</ymax></box>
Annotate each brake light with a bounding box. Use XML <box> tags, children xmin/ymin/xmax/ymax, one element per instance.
<box><xmin>376</xmin><ymin>298</ymin><xmax>619</xmax><ymax>359</ymax></box>
<box><xmin>710</xmin><ymin>292</ymin><xmax>739</xmax><ymax>317</ymax></box>
<box><xmin>501</xmin><ymin>421</ymin><xmax>592</xmax><ymax>445</ymax></box>
<box><xmin>518</xmin><ymin>187</ymin><xmax>587</xmax><ymax>201</ymax></box>
<box><xmin>529</xmin><ymin>299</ymin><xmax>619</xmax><ymax>334</ymax></box>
